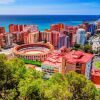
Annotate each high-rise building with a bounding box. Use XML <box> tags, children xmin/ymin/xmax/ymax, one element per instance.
<box><xmin>0</xmin><ymin>33</ymin><xmax>4</xmax><ymax>48</ymax></box>
<box><xmin>97</xmin><ymin>22</ymin><xmax>100</xmax><ymax>29</ymax></box>
<box><xmin>0</xmin><ymin>27</ymin><xmax>5</xmax><ymax>33</ymax></box>
<box><xmin>65</xmin><ymin>26</ymin><xmax>77</xmax><ymax>46</ymax></box>
<box><xmin>58</xmin><ymin>34</ymin><xmax>65</xmax><ymax>48</ymax></box>
<box><xmin>40</xmin><ymin>30</ymin><xmax>52</xmax><ymax>43</ymax></box>
<box><xmin>76</xmin><ymin>28</ymin><xmax>86</xmax><ymax>45</ymax></box>
<box><xmin>9</xmin><ymin>24</ymin><xmax>24</xmax><ymax>33</ymax></box>
<box><xmin>64</xmin><ymin>35</ymin><xmax>70</xmax><ymax>48</ymax></box>
<box><xmin>83</xmin><ymin>22</ymin><xmax>89</xmax><ymax>31</ymax></box>
<box><xmin>51</xmin><ymin>31</ymin><xmax>60</xmax><ymax>48</ymax></box>
<box><xmin>25</xmin><ymin>31</ymin><xmax>39</xmax><ymax>44</ymax></box>
<box><xmin>24</xmin><ymin>25</ymin><xmax>38</xmax><ymax>32</ymax></box>
<box><xmin>4</xmin><ymin>33</ymin><xmax>13</xmax><ymax>48</ymax></box>
<box><xmin>58</xmin><ymin>35</ymin><xmax>70</xmax><ymax>49</ymax></box>
<box><xmin>86</xmin><ymin>32</ymin><xmax>91</xmax><ymax>40</ymax></box>
<box><xmin>9</xmin><ymin>24</ymin><xmax>39</xmax><ymax>44</ymax></box>
<box><xmin>50</xmin><ymin>23</ymin><xmax>65</xmax><ymax>32</ymax></box>
<box><xmin>9</xmin><ymin>24</ymin><xmax>15</xmax><ymax>33</ymax></box>
<box><xmin>38</xmin><ymin>31</ymin><xmax>42</xmax><ymax>42</ymax></box>
<box><xmin>9</xmin><ymin>24</ymin><xmax>38</xmax><ymax>33</ymax></box>
<box><xmin>88</xmin><ymin>23</ymin><xmax>97</xmax><ymax>36</ymax></box>
<box><xmin>0</xmin><ymin>33</ymin><xmax>13</xmax><ymax>48</ymax></box>
<box><xmin>23</xmin><ymin>32</ymin><xmax>29</xmax><ymax>44</ymax></box>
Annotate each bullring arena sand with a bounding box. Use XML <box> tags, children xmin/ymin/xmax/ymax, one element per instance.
<box><xmin>21</xmin><ymin>50</ymin><xmax>44</xmax><ymax>55</ymax></box>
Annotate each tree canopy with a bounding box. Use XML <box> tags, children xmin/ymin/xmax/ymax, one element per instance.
<box><xmin>0</xmin><ymin>54</ymin><xmax>99</xmax><ymax>100</ymax></box>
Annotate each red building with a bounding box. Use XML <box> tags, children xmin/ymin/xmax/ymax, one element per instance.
<box><xmin>9</xmin><ymin>24</ymin><xmax>39</xmax><ymax>44</ymax></box>
<box><xmin>39</xmin><ymin>30</ymin><xmax>52</xmax><ymax>43</ymax></box>
<box><xmin>9</xmin><ymin>24</ymin><xmax>24</xmax><ymax>33</ymax></box>
<box><xmin>62</xmin><ymin>50</ymin><xmax>94</xmax><ymax>79</ymax></box>
<box><xmin>24</xmin><ymin>31</ymin><xmax>39</xmax><ymax>44</ymax></box>
<box><xmin>11</xmin><ymin>31</ymin><xmax>27</xmax><ymax>44</ymax></box>
<box><xmin>98</xmin><ymin>22</ymin><xmax>100</xmax><ymax>29</ymax></box>
<box><xmin>83</xmin><ymin>22</ymin><xmax>89</xmax><ymax>31</ymax></box>
<box><xmin>0</xmin><ymin>33</ymin><xmax>13</xmax><ymax>48</ymax></box>
<box><xmin>0</xmin><ymin>33</ymin><xmax>4</xmax><ymax>48</ymax></box>
<box><xmin>65</xmin><ymin>26</ymin><xmax>77</xmax><ymax>46</ymax></box>
<box><xmin>78</xmin><ymin>23</ymin><xmax>89</xmax><ymax>32</ymax></box>
<box><xmin>0</xmin><ymin>27</ymin><xmax>5</xmax><ymax>33</ymax></box>
<box><xmin>91</xmin><ymin>69</ymin><xmax>100</xmax><ymax>85</ymax></box>
<box><xmin>41</xmin><ymin>47</ymin><xmax>71</xmax><ymax>76</ymax></box>
<box><xmin>50</xmin><ymin>23</ymin><xmax>65</xmax><ymax>32</ymax></box>
<box><xmin>38</xmin><ymin>31</ymin><xmax>42</xmax><ymax>42</ymax></box>
<box><xmin>51</xmin><ymin>31</ymin><xmax>60</xmax><ymax>48</ymax></box>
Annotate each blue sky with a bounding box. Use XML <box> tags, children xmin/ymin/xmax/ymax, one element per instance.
<box><xmin>0</xmin><ymin>0</ymin><xmax>100</xmax><ymax>15</ymax></box>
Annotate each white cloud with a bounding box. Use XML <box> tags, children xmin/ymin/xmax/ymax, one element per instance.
<box><xmin>0</xmin><ymin>0</ymin><xmax>15</xmax><ymax>4</ymax></box>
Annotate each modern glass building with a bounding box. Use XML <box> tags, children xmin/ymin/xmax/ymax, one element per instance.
<box><xmin>88</xmin><ymin>23</ymin><xmax>97</xmax><ymax>36</ymax></box>
<box><xmin>76</xmin><ymin>28</ymin><xmax>86</xmax><ymax>45</ymax></box>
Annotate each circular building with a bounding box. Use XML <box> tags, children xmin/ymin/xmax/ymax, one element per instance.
<box><xmin>13</xmin><ymin>43</ymin><xmax>54</xmax><ymax>61</ymax></box>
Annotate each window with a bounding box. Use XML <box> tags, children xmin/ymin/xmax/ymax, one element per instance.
<box><xmin>76</xmin><ymin>63</ymin><xmax>82</xmax><ymax>67</ymax></box>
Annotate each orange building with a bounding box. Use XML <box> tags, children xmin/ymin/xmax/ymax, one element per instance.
<box><xmin>9</xmin><ymin>24</ymin><xmax>17</xmax><ymax>33</ymax></box>
<box><xmin>91</xmin><ymin>69</ymin><xmax>100</xmax><ymax>85</ymax></box>
<box><xmin>50</xmin><ymin>23</ymin><xmax>65</xmax><ymax>32</ymax></box>
<box><xmin>9</xmin><ymin>24</ymin><xmax>24</xmax><ymax>33</ymax></box>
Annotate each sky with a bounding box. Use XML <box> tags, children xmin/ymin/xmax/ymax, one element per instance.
<box><xmin>0</xmin><ymin>0</ymin><xmax>100</xmax><ymax>15</ymax></box>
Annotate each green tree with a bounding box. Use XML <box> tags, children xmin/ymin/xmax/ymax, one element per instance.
<box><xmin>0</xmin><ymin>56</ymin><xmax>27</xmax><ymax>99</ymax></box>
<box><xmin>74</xmin><ymin>44</ymin><xmax>81</xmax><ymax>49</ymax></box>
<box><xmin>84</xmin><ymin>44</ymin><xmax>92</xmax><ymax>53</ymax></box>
<box><xmin>18</xmin><ymin>69</ymin><xmax>44</xmax><ymax>100</ymax></box>
<box><xmin>65</xmin><ymin>72</ymin><xmax>97</xmax><ymax>100</ymax></box>
<box><xmin>0</xmin><ymin>54</ymin><xmax>98</xmax><ymax>100</ymax></box>
<box><xmin>0</xmin><ymin>54</ymin><xmax>15</xmax><ymax>99</ymax></box>
<box><xmin>42</xmin><ymin>73</ymin><xmax>72</xmax><ymax>100</ymax></box>
<box><xmin>96</xmin><ymin>89</ymin><xmax>100</xmax><ymax>100</ymax></box>
<box><xmin>6</xmin><ymin>58</ymin><xmax>27</xmax><ymax>99</ymax></box>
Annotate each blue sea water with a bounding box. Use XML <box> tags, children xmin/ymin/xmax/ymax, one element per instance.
<box><xmin>0</xmin><ymin>15</ymin><xmax>100</xmax><ymax>32</ymax></box>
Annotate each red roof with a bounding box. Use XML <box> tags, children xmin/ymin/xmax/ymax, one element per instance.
<box><xmin>64</xmin><ymin>50</ymin><xmax>94</xmax><ymax>64</ymax></box>
<box><xmin>43</xmin><ymin>51</ymin><xmax>62</xmax><ymax>67</ymax></box>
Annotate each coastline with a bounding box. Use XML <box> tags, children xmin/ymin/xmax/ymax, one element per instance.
<box><xmin>0</xmin><ymin>15</ymin><xmax>100</xmax><ymax>32</ymax></box>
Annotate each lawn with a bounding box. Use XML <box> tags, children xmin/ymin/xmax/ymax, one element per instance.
<box><xmin>95</xmin><ymin>62</ymin><xmax>100</xmax><ymax>69</ymax></box>
<box><xmin>21</xmin><ymin>58</ymin><xmax>42</xmax><ymax>67</ymax></box>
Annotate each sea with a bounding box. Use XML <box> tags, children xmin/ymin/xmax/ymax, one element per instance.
<box><xmin>0</xmin><ymin>15</ymin><xmax>100</xmax><ymax>32</ymax></box>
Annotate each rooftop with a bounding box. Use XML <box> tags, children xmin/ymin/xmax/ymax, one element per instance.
<box><xmin>64</xmin><ymin>50</ymin><xmax>94</xmax><ymax>64</ymax></box>
<box><xmin>42</xmin><ymin>51</ymin><xmax>62</xmax><ymax>68</ymax></box>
